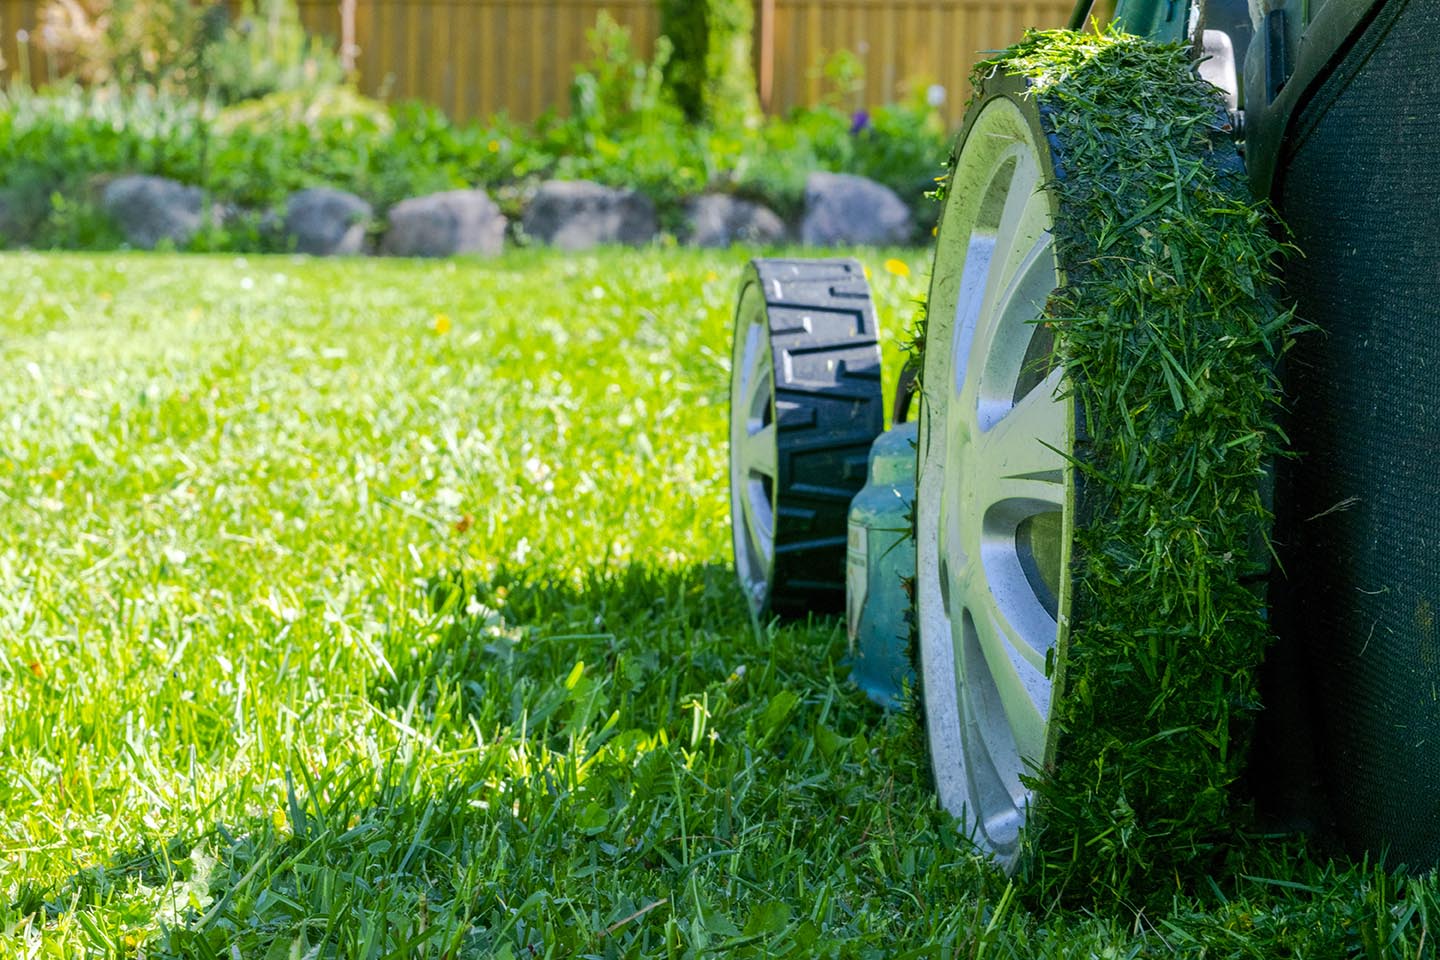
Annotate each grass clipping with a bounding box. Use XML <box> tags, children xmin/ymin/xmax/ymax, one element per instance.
<box><xmin>963</xmin><ymin>30</ymin><xmax>1300</xmax><ymax>901</ymax></box>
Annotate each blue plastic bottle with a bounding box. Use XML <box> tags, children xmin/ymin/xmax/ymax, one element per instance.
<box><xmin>845</xmin><ymin>421</ymin><xmax>917</xmax><ymax>708</ymax></box>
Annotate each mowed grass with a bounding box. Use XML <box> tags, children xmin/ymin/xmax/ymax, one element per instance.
<box><xmin>0</xmin><ymin>249</ymin><xmax>1435</xmax><ymax>958</ymax></box>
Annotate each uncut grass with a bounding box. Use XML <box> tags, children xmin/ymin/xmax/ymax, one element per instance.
<box><xmin>0</xmin><ymin>250</ymin><xmax>1436</xmax><ymax>957</ymax></box>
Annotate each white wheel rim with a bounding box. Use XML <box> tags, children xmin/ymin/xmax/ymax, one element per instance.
<box><xmin>730</xmin><ymin>281</ymin><xmax>778</xmax><ymax>615</ymax></box>
<box><xmin>916</xmin><ymin>97</ymin><xmax>1074</xmax><ymax>868</ymax></box>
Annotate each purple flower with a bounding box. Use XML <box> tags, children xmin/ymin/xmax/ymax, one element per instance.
<box><xmin>849</xmin><ymin>110</ymin><xmax>870</xmax><ymax>135</ymax></box>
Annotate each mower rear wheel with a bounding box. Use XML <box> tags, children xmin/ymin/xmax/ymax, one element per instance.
<box><xmin>729</xmin><ymin>259</ymin><xmax>884</xmax><ymax>618</ymax></box>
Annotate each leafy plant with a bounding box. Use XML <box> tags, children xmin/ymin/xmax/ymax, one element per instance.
<box><xmin>657</xmin><ymin>0</ymin><xmax>760</xmax><ymax>129</ymax></box>
<box><xmin>815</xmin><ymin>48</ymin><xmax>865</xmax><ymax>109</ymax></box>
<box><xmin>202</xmin><ymin>0</ymin><xmax>346</xmax><ymax>105</ymax></box>
<box><xmin>35</xmin><ymin>185</ymin><xmax>125</xmax><ymax>248</ymax></box>
<box><xmin>851</xmin><ymin>90</ymin><xmax>949</xmax><ymax>229</ymax></box>
<box><xmin>35</xmin><ymin>0</ymin><xmax>341</xmax><ymax>102</ymax></box>
<box><xmin>0</xmin><ymin>84</ymin><xmax>210</xmax><ymax>247</ymax></box>
<box><xmin>565</xmin><ymin>12</ymin><xmax>675</xmax><ymax>134</ymax></box>
<box><xmin>533</xmin><ymin>14</ymin><xmax>708</xmax><ymax>216</ymax></box>
<box><xmin>36</xmin><ymin>0</ymin><xmax>218</xmax><ymax>91</ymax></box>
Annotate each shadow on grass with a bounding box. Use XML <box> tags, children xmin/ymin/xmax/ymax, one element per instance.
<box><xmin>17</xmin><ymin>561</ymin><xmax>1440</xmax><ymax>957</ymax></box>
<box><xmin>372</xmin><ymin>560</ymin><xmax>759</xmax><ymax>731</ymax></box>
<box><xmin>13</xmin><ymin>560</ymin><xmax>950</xmax><ymax>958</ymax></box>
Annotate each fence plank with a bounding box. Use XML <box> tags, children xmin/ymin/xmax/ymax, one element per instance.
<box><xmin>0</xmin><ymin>0</ymin><xmax>1073</xmax><ymax>127</ymax></box>
<box><xmin>1</xmin><ymin>0</ymin><xmax>51</xmax><ymax>88</ymax></box>
<box><xmin>769</xmin><ymin>0</ymin><xmax>1073</xmax><ymax>126</ymax></box>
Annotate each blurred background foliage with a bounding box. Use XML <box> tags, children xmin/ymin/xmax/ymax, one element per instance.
<box><xmin>657</xmin><ymin>0</ymin><xmax>761</xmax><ymax>129</ymax></box>
<box><xmin>0</xmin><ymin>0</ymin><xmax>950</xmax><ymax>250</ymax></box>
<box><xmin>35</xmin><ymin>0</ymin><xmax>343</xmax><ymax>102</ymax></box>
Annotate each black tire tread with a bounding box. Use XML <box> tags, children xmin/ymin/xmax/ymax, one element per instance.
<box><xmin>746</xmin><ymin>258</ymin><xmax>884</xmax><ymax>616</ymax></box>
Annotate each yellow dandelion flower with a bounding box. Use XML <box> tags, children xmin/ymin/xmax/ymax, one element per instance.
<box><xmin>883</xmin><ymin>258</ymin><xmax>911</xmax><ymax>278</ymax></box>
<box><xmin>433</xmin><ymin>313</ymin><xmax>452</xmax><ymax>335</ymax></box>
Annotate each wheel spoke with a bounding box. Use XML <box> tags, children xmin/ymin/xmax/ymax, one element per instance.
<box><xmin>744</xmin><ymin>421</ymin><xmax>778</xmax><ymax>479</ymax></box>
<box><xmin>995</xmin><ymin>234</ymin><xmax>1057</xmax><ymax>333</ymax></box>
<box><xmin>960</xmin><ymin>698</ymin><xmax>1027</xmax><ymax>841</ymax></box>
<box><xmin>744</xmin><ymin>482</ymin><xmax>772</xmax><ymax>560</ymax></box>
<box><xmin>744</xmin><ymin>329</ymin><xmax>772</xmax><ymax>415</ymax></box>
<box><xmin>982</xmin><ymin>151</ymin><xmax>1043</xmax><ymax>310</ymax></box>
<box><xmin>992</xmin><ymin>149</ymin><xmax>1037</xmax><ymax>253</ymax></box>
<box><xmin>939</xmin><ymin>473</ymin><xmax>968</xmax><ymax>617</ymax></box>
<box><xmin>970</xmin><ymin>603</ymin><xmax>1049</xmax><ymax>769</ymax></box>
<box><xmin>954</xmin><ymin>603</ymin><xmax>1031</xmax><ymax>841</ymax></box>
<box><xmin>952</xmin><ymin>235</ymin><xmax>996</xmax><ymax>398</ymax></box>
<box><xmin>736</xmin><ymin>474</ymin><xmax>756</xmax><ymax>545</ymax></box>
<box><xmin>978</xmin><ymin>367</ymin><xmax>1067</xmax><ymax>511</ymax></box>
<box><xmin>993</xmin><ymin>242</ymin><xmax>1058</xmax><ymax>432</ymax></box>
<box><xmin>972</xmin><ymin>235</ymin><xmax>1056</xmax><ymax>416</ymax></box>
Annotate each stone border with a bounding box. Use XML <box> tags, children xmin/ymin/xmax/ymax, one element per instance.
<box><xmin>15</xmin><ymin>173</ymin><xmax>919</xmax><ymax>254</ymax></box>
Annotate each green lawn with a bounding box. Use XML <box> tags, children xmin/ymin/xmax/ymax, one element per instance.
<box><xmin>0</xmin><ymin>250</ymin><xmax>1433</xmax><ymax>957</ymax></box>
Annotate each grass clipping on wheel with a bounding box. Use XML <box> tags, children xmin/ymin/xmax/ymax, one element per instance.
<box><xmin>970</xmin><ymin>30</ymin><xmax>1300</xmax><ymax>902</ymax></box>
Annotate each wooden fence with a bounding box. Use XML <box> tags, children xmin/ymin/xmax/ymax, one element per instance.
<box><xmin>769</xmin><ymin>0</ymin><xmax>1074</xmax><ymax>124</ymax></box>
<box><xmin>330</xmin><ymin>0</ymin><xmax>663</xmax><ymax>123</ymax></box>
<box><xmin>1</xmin><ymin>0</ymin><xmax>49</xmax><ymax>84</ymax></box>
<box><xmin>0</xmin><ymin>0</ymin><xmax>1074</xmax><ymax>126</ymax></box>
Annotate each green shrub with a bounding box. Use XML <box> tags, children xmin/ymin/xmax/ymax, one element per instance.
<box><xmin>210</xmin><ymin>84</ymin><xmax>390</xmax><ymax>136</ymax></box>
<box><xmin>851</xmin><ymin>94</ymin><xmax>950</xmax><ymax>229</ymax></box>
<box><xmin>727</xmin><ymin>107</ymin><xmax>850</xmax><ymax>220</ymax></box>
<box><xmin>0</xmin><ymin>86</ymin><xmax>209</xmax><ymax>249</ymax></box>
<box><xmin>563</xmin><ymin>13</ymin><xmax>676</xmax><ymax>134</ymax></box>
<box><xmin>36</xmin><ymin>0</ymin><xmax>215</xmax><ymax>90</ymax></box>
<box><xmin>35</xmin><ymin>186</ymin><xmax>126</xmax><ymax>249</ymax></box>
<box><xmin>657</xmin><ymin>0</ymin><xmax>760</xmax><ymax>129</ymax></box>
<box><xmin>532</xmin><ymin>14</ymin><xmax>706</xmax><ymax>216</ymax></box>
<box><xmin>719</xmin><ymin>49</ymin><xmax>948</xmax><ymax>226</ymax></box>
<box><xmin>36</xmin><ymin>0</ymin><xmax>343</xmax><ymax>103</ymax></box>
<box><xmin>203</xmin><ymin>0</ymin><xmax>347</xmax><ymax>105</ymax></box>
<box><xmin>726</xmin><ymin>95</ymin><xmax>946</xmax><ymax>226</ymax></box>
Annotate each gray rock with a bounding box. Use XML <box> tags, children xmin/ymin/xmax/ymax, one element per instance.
<box><xmin>800</xmin><ymin>172</ymin><xmax>914</xmax><ymax>247</ymax></box>
<box><xmin>102</xmin><ymin>175</ymin><xmax>205</xmax><ymax>249</ymax></box>
<box><xmin>683</xmin><ymin>194</ymin><xmax>787</xmax><ymax>248</ymax></box>
<box><xmin>522</xmin><ymin>180</ymin><xmax>656</xmax><ymax>250</ymax></box>
<box><xmin>381</xmin><ymin>190</ymin><xmax>506</xmax><ymax>257</ymax></box>
<box><xmin>280</xmin><ymin>188</ymin><xmax>372</xmax><ymax>256</ymax></box>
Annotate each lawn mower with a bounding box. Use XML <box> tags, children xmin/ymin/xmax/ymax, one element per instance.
<box><xmin>728</xmin><ymin>0</ymin><xmax>1440</xmax><ymax>878</ymax></box>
